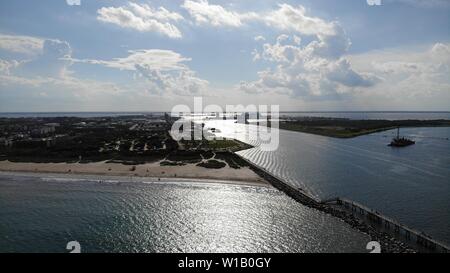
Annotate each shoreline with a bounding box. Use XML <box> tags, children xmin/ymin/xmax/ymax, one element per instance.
<box><xmin>280</xmin><ymin>122</ymin><xmax>450</xmax><ymax>139</ymax></box>
<box><xmin>0</xmin><ymin>170</ymin><xmax>271</xmax><ymax>188</ymax></box>
<box><xmin>0</xmin><ymin>160</ymin><xmax>270</xmax><ymax>188</ymax></box>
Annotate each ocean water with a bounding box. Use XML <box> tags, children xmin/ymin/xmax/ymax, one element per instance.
<box><xmin>227</xmin><ymin>125</ymin><xmax>450</xmax><ymax>245</ymax></box>
<box><xmin>0</xmin><ymin>173</ymin><xmax>369</xmax><ymax>253</ymax></box>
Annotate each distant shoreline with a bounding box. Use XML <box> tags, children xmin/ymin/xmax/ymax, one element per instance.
<box><xmin>280</xmin><ymin>120</ymin><xmax>450</xmax><ymax>138</ymax></box>
<box><xmin>0</xmin><ymin>160</ymin><xmax>270</xmax><ymax>187</ymax></box>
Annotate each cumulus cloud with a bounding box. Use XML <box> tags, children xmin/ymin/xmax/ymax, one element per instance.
<box><xmin>177</xmin><ymin>1</ymin><xmax>373</xmax><ymax>100</ymax></box>
<box><xmin>182</xmin><ymin>0</ymin><xmax>248</xmax><ymax>27</ymax></box>
<box><xmin>326</xmin><ymin>59</ymin><xmax>379</xmax><ymax>87</ymax></box>
<box><xmin>136</xmin><ymin>67</ymin><xmax>209</xmax><ymax>96</ymax></box>
<box><xmin>0</xmin><ymin>34</ymin><xmax>73</xmax><ymax>78</ymax></box>
<box><xmin>261</xmin><ymin>4</ymin><xmax>337</xmax><ymax>36</ymax></box>
<box><xmin>181</xmin><ymin>1</ymin><xmax>337</xmax><ymax>38</ymax></box>
<box><xmin>97</xmin><ymin>3</ymin><xmax>183</xmax><ymax>38</ymax></box>
<box><xmin>0</xmin><ymin>34</ymin><xmax>71</xmax><ymax>78</ymax></box>
<box><xmin>430</xmin><ymin>43</ymin><xmax>450</xmax><ymax>63</ymax></box>
<box><xmin>241</xmin><ymin>25</ymin><xmax>378</xmax><ymax>100</ymax></box>
<box><xmin>346</xmin><ymin>43</ymin><xmax>450</xmax><ymax>108</ymax></box>
<box><xmin>7</xmin><ymin>39</ymin><xmax>73</xmax><ymax>79</ymax></box>
<box><xmin>69</xmin><ymin>49</ymin><xmax>208</xmax><ymax>96</ymax></box>
<box><xmin>0</xmin><ymin>32</ymin><xmax>208</xmax><ymax>98</ymax></box>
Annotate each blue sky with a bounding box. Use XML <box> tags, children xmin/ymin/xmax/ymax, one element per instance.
<box><xmin>0</xmin><ymin>0</ymin><xmax>449</xmax><ymax>111</ymax></box>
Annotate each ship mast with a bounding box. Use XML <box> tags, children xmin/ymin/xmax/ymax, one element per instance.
<box><xmin>397</xmin><ymin>127</ymin><xmax>400</xmax><ymax>139</ymax></box>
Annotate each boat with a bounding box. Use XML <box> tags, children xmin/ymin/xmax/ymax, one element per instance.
<box><xmin>388</xmin><ymin>127</ymin><xmax>415</xmax><ymax>147</ymax></box>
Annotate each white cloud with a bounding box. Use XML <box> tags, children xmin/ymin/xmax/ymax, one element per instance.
<box><xmin>14</xmin><ymin>39</ymin><xmax>73</xmax><ymax>78</ymax></box>
<box><xmin>182</xmin><ymin>0</ymin><xmax>247</xmax><ymax>27</ymax></box>
<box><xmin>261</xmin><ymin>4</ymin><xmax>337</xmax><ymax>36</ymax></box>
<box><xmin>430</xmin><ymin>43</ymin><xmax>450</xmax><ymax>63</ymax></box>
<box><xmin>69</xmin><ymin>49</ymin><xmax>208</xmax><ymax>96</ymax></box>
<box><xmin>97</xmin><ymin>3</ymin><xmax>183</xmax><ymax>38</ymax></box>
<box><xmin>346</xmin><ymin>43</ymin><xmax>450</xmax><ymax>109</ymax></box>
<box><xmin>69</xmin><ymin>49</ymin><xmax>191</xmax><ymax>72</ymax></box>
<box><xmin>179</xmin><ymin>0</ymin><xmax>353</xmax><ymax>96</ymax></box>
<box><xmin>0</xmin><ymin>32</ymin><xmax>209</xmax><ymax>99</ymax></box>
<box><xmin>128</xmin><ymin>3</ymin><xmax>184</xmax><ymax>22</ymax></box>
<box><xmin>181</xmin><ymin>1</ymin><xmax>337</xmax><ymax>38</ymax></box>
<box><xmin>66</xmin><ymin>0</ymin><xmax>80</xmax><ymax>6</ymax></box>
<box><xmin>254</xmin><ymin>35</ymin><xmax>265</xmax><ymax>42</ymax></box>
<box><xmin>0</xmin><ymin>34</ymin><xmax>125</xmax><ymax>101</ymax></box>
<box><xmin>350</xmin><ymin>43</ymin><xmax>450</xmax><ymax>75</ymax></box>
<box><xmin>0</xmin><ymin>34</ymin><xmax>44</xmax><ymax>55</ymax></box>
<box><xmin>136</xmin><ymin>67</ymin><xmax>209</xmax><ymax>96</ymax></box>
<box><xmin>0</xmin><ymin>59</ymin><xmax>20</xmax><ymax>75</ymax></box>
<box><xmin>241</xmin><ymin>24</ymin><xmax>377</xmax><ymax>100</ymax></box>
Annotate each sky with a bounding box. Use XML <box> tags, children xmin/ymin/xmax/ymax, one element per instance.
<box><xmin>0</xmin><ymin>0</ymin><xmax>449</xmax><ymax>112</ymax></box>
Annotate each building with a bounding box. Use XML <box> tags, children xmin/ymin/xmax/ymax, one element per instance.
<box><xmin>0</xmin><ymin>137</ymin><xmax>13</xmax><ymax>147</ymax></box>
<box><xmin>31</xmin><ymin>125</ymin><xmax>55</xmax><ymax>136</ymax></box>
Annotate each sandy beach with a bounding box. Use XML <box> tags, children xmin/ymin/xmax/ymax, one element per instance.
<box><xmin>0</xmin><ymin>160</ymin><xmax>270</xmax><ymax>187</ymax></box>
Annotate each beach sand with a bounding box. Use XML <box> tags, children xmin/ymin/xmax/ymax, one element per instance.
<box><xmin>0</xmin><ymin>160</ymin><xmax>270</xmax><ymax>187</ymax></box>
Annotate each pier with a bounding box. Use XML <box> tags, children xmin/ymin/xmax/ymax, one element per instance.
<box><xmin>236</xmin><ymin>154</ymin><xmax>321</xmax><ymax>206</ymax></box>
<box><xmin>235</xmin><ymin>153</ymin><xmax>449</xmax><ymax>253</ymax></box>
<box><xmin>322</xmin><ymin>198</ymin><xmax>450</xmax><ymax>253</ymax></box>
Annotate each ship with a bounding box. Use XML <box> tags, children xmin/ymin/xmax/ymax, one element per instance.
<box><xmin>388</xmin><ymin>127</ymin><xmax>415</xmax><ymax>147</ymax></box>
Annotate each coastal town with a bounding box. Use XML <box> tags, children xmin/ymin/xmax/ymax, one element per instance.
<box><xmin>2</xmin><ymin>113</ymin><xmax>450</xmax><ymax>163</ymax></box>
<box><xmin>0</xmin><ymin>114</ymin><xmax>264</xmax><ymax>183</ymax></box>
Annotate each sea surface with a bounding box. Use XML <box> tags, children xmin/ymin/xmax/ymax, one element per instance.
<box><xmin>205</xmin><ymin>120</ymin><xmax>450</xmax><ymax>245</ymax></box>
<box><xmin>0</xmin><ymin>173</ymin><xmax>369</xmax><ymax>253</ymax></box>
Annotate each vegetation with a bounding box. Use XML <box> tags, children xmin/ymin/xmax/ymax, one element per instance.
<box><xmin>179</xmin><ymin>138</ymin><xmax>252</xmax><ymax>151</ymax></box>
<box><xmin>215</xmin><ymin>152</ymin><xmax>249</xmax><ymax>169</ymax></box>
<box><xmin>197</xmin><ymin>160</ymin><xmax>226</xmax><ymax>169</ymax></box>
<box><xmin>203</xmin><ymin>139</ymin><xmax>241</xmax><ymax>149</ymax></box>
<box><xmin>0</xmin><ymin>116</ymin><xmax>177</xmax><ymax>163</ymax></box>
<box><xmin>280</xmin><ymin>118</ymin><xmax>450</xmax><ymax>138</ymax></box>
<box><xmin>166</xmin><ymin>151</ymin><xmax>203</xmax><ymax>163</ymax></box>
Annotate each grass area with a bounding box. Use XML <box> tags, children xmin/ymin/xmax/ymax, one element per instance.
<box><xmin>197</xmin><ymin>160</ymin><xmax>227</xmax><ymax>169</ymax></box>
<box><xmin>180</xmin><ymin>138</ymin><xmax>253</xmax><ymax>151</ymax></box>
<box><xmin>203</xmin><ymin>139</ymin><xmax>241</xmax><ymax>149</ymax></box>
<box><xmin>166</xmin><ymin>151</ymin><xmax>203</xmax><ymax>163</ymax></box>
<box><xmin>280</xmin><ymin>119</ymin><xmax>450</xmax><ymax>138</ymax></box>
<box><xmin>215</xmin><ymin>152</ymin><xmax>250</xmax><ymax>169</ymax></box>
